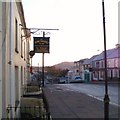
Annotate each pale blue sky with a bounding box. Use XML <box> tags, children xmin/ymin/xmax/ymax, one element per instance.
<box><xmin>22</xmin><ymin>0</ymin><xmax>118</xmax><ymax>66</ymax></box>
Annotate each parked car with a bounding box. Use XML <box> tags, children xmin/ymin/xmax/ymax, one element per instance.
<box><xmin>58</xmin><ymin>77</ymin><xmax>67</xmax><ymax>84</ymax></box>
<box><xmin>70</xmin><ymin>76</ymin><xmax>83</xmax><ymax>83</ymax></box>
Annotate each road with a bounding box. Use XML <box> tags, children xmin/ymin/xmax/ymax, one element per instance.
<box><xmin>52</xmin><ymin>83</ymin><xmax>119</xmax><ymax>107</ymax></box>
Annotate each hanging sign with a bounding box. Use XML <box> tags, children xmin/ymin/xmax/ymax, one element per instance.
<box><xmin>34</xmin><ymin>37</ymin><xmax>50</xmax><ymax>53</ymax></box>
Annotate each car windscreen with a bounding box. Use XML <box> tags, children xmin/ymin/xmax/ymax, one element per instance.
<box><xmin>75</xmin><ymin>77</ymin><xmax>81</xmax><ymax>79</ymax></box>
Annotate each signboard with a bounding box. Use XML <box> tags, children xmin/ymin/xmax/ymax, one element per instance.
<box><xmin>34</xmin><ymin>37</ymin><xmax>50</xmax><ymax>53</ymax></box>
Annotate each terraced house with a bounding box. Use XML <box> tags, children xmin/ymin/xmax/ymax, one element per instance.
<box><xmin>0</xmin><ymin>1</ymin><xmax>30</xmax><ymax>119</ymax></box>
<box><xmin>92</xmin><ymin>44</ymin><xmax>120</xmax><ymax>81</ymax></box>
<box><xmin>73</xmin><ymin>44</ymin><xmax>120</xmax><ymax>82</ymax></box>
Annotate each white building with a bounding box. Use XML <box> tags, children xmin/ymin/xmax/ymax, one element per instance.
<box><xmin>0</xmin><ymin>1</ymin><xmax>2</xmax><ymax>119</ymax></box>
<box><xmin>0</xmin><ymin>1</ymin><xmax>30</xmax><ymax>119</ymax></box>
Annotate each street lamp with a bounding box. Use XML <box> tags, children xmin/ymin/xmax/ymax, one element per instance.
<box><xmin>102</xmin><ymin>0</ymin><xmax>110</xmax><ymax>120</ymax></box>
<box><xmin>29</xmin><ymin>50</ymin><xmax>35</xmax><ymax>74</ymax></box>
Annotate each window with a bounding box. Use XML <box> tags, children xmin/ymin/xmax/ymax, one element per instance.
<box><xmin>15</xmin><ymin>66</ymin><xmax>19</xmax><ymax>108</ymax></box>
<box><xmin>101</xmin><ymin>61</ymin><xmax>104</xmax><ymax>68</ymax></box>
<box><xmin>114</xmin><ymin>59</ymin><xmax>118</xmax><ymax>68</ymax></box>
<box><xmin>21</xmin><ymin>66</ymin><xmax>23</xmax><ymax>85</ymax></box>
<box><xmin>119</xmin><ymin>70</ymin><xmax>120</xmax><ymax>78</ymax></box>
<box><xmin>21</xmin><ymin>35</ymin><xmax>23</xmax><ymax>58</ymax></box>
<box><xmin>94</xmin><ymin>71</ymin><xmax>98</xmax><ymax>78</ymax></box>
<box><xmin>96</xmin><ymin>61</ymin><xmax>99</xmax><ymax>68</ymax></box>
<box><xmin>21</xmin><ymin>66</ymin><xmax>23</xmax><ymax>96</ymax></box>
<box><xmin>114</xmin><ymin>69</ymin><xmax>117</xmax><ymax>77</ymax></box>
<box><xmin>24</xmin><ymin>67</ymin><xmax>26</xmax><ymax>84</ymax></box>
<box><xmin>15</xmin><ymin>18</ymin><xmax>18</xmax><ymax>53</ymax></box>
<box><xmin>100</xmin><ymin>71</ymin><xmax>104</xmax><ymax>78</ymax></box>
<box><xmin>24</xmin><ymin>42</ymin><xmax>26</xmax><ymax>60</ymax></box>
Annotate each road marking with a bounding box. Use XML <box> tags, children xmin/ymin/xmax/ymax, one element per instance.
<box><xmin>87</xmin><ymin>94</ymin><xmax>120</xmax><ymax>107</ymax></box>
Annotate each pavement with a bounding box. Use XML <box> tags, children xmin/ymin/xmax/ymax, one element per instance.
<box><xmin>42</xmin><ymin>84</ymin><xmax>120</xmax><ymax>119</ymax></box>
<box><xmin>90</xmin><ymin>80</ymin><xmax>120</xmax><ymax>85</ymax></box>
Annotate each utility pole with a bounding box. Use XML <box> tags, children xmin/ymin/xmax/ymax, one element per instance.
<box><xmin>42</xmin><ymin>32</ymin><xmax>45</xmax><ymax>87</ymax></box>
<box><xmin>102</xmin><ymin>0</ymin><xmax>110</xmax><ymax>119</ymax></box>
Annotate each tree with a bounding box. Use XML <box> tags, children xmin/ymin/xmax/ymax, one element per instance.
<box><xmin>45</xmin><ymin>66</ymin><xmax>69</xmax><ymax>77</ymax></box>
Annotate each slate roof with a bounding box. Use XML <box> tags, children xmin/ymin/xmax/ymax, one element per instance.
<box><xmin>83</xmin><ymin>59</ymin><xmax>90</xmax><ymax>65</ymax></box>
<box><xmin>82</xmin><ymin>48</ymin><xmax>120</xmax><ymax>65</ymax></box>
<box><xmin>107</xmin><ymin>48</ymin><xmax>120</xmax><ymax>59</ymax></box>
<box><xmin>93</xmin><ymin>48</ymin><xmax>120</xmax><ymax>61</ymax></box>
<box><xmin>83</xmin><ymin>55</ymin><xmax>98</xmax><ymax>65</ymax></box>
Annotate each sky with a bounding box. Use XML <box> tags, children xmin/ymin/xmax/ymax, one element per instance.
<box><xmin>22</xmin><ymin>0</ymin><xmax>119</xmax><ymax>67</ymax></box>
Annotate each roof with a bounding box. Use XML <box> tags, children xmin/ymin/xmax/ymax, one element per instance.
<box><xmin>77</xmin><ymin>47</ymin><xmax>120</xmax><ymax>65</ymax></box>
<box><xmin>93</xmin><ymin>48</ymin><xmax>120</xmax><ymax>61</ymax></box>
<box><xmin>107</xmin><ymin>48</ymin><xmax>120</xmax><ymax>59</ymax></box>
<box><xmin>83</xmin><ymin>59</ymin><xmax>90</xmax><ymax>65</ymax></box>
<box><xmin>82</xmin><ymin>47</ymin><xmax>120</xmax><ymax>65</ymax></box>
<box><xmin>83</xmin><ymin>55</ymin><xmax>98</xmax><ymax>65</ymax></box>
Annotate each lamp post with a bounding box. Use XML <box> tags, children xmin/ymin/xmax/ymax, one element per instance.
<box><xmin>102</xmin><ymin>0</ymin><xmax>110</xmax><ymax>119</ymax></box>
<box><xmin>28</xmin><ymin>28</ymin><xmax>59</xmax><ymax>87</ymax></box>
<box><xmin>42</xmin><ymin>31</ymin><xmax>46</xmax><ymax>87</ymax></box>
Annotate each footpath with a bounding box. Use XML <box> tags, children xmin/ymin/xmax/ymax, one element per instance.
<box><xmin>42</xmin><ymin>84</ymin><xmax>119</xmax><ymax>119</ymax></box>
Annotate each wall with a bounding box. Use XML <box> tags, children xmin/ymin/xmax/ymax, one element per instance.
<box><xmin>0</xmin><ymin>1</ymin><xmax>2</xmax><ymax>119</ymax></box>
<box><xmin>2</xmin><ymin>2</ymin><xmax>8</xmax><ymax>118</ymax></box>
<box><xmin>1</xmin><ymin>1</ymin><xmax>29</xmax><ymax>118</ymax></box>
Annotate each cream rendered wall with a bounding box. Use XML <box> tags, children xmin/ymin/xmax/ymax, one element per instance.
<box><xmin>1</xmin><ymin>2</ymin><xmax>28</xmax><ymax>118</ymax></box>
<box><xmin>12</xmin><ymin>1</ymin><xmax>28</xmax><ymax>102</ymax></box>
<box><xmin>0</xmin><ymin>1</ymin><xmax>2</xmax><ymax>119</ymax></box>
<box><xmin>9</xmin><ymin>1</ymin><xmax>27</xmax><ymax>109</ymax></box>
<box><xmin>0</xmin><ymin>1</ymin><xmax>29</xmax><ymax>118</ymax></box>
<box><xmin>2</xmin><ymin>2</ymin><xmax>8</xmax><ymax>118</ymax></box>
<box><xmin>5</xmin><ymin>2</ymin><xmax>12</xmax><ymax>118</ymax></box>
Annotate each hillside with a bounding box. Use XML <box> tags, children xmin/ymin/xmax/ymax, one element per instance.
<box><xmin>53</xmin><ymin>62</ymin><xmax>74</xmax><ymax>70</ymax></box>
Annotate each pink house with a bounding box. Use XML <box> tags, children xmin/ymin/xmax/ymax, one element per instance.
<box><xmin>92</xmin><ymin>44</ymin><xmax>120</xmax><ymax>81</ymax></box>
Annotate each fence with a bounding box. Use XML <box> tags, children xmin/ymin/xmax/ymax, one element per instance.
<box><xmin>6</xmin><ymin>106</ymin><xmax>50</xmax><ymax>119</ymax></box>
<box><xmin>21</xmin><ymin>85</ymin><xmax>40</xmax><ymax>96</ymax></box>
<box><xmin>4</xmin><ymin>85</ymin><xmax>51</xmax><ymax>119</ymax></box>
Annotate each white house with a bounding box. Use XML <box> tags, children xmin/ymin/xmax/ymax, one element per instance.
<box><xmin>73</xmin><ymin>59</ymin><xmax>88</xmax><ymax>77</ymax></box>
<box><xmin>0</xmin><ymin>1</ymin><xmax>30</xmax><ymax>119</ymax></box>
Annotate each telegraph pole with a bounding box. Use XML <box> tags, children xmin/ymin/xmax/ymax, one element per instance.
<box><xmin>102</xmin><ymin>0</ymin><xmax>110</xmax><ymax>119</ymax></box>
<box><xmin>42</xmin><ymin>32</ymin><xmax>45</xmax><ymax>87</ymax></box>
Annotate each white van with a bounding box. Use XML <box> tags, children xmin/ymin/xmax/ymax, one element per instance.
<box><xmin>58</xmin><ymin>77</ymin><xmax>66</xmax><ymax>84</ymax></box>
<box><xmin>70</xmin><ymin>76</ymin><xmax>83</xmax><ymax>83</ymax></box>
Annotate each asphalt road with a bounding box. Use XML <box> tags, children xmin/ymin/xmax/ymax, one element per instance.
<box><xmin>44</xmin><ymin>83</ymin><xmax>120</xmax><ymax>118</ymax></box>
<box><xmin>53</xmin><ymin>83</ymin><xmax>119</xmax><ymax>107</ymax></box>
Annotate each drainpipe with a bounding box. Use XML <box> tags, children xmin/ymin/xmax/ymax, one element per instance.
<box><xmin>0</xmin><ymin>1</ymin><xmax>2</xmax><ymax>119</ymax></box>
<box><xmin>9</xmin><ymin>1</ymin><xmax>13</xmax><ymax>118</ymax></box>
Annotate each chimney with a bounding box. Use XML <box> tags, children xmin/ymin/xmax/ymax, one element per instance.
<box><xmin>115</xmin><ymin>44</ymin><xmax>120</xmax><ymax>48</ymax></box>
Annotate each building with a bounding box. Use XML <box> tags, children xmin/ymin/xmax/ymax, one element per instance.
<box><xmin>72</xmin><ymin>44</ymin><xmax>120</xmax><ymax>82</ymax></box>
<box><xmin>91</xmin><ymin>44</ymin><xmax>120</xmax><ymax>81</ymax></box>
<box><xmin>0</xmin><ymin>1</ymin><xmax>30</xmax><ymax>119</ymax></box>
<box><xmin>74</xmin><ymin>59</ymin><xmax>88</xmax><ymax>77</ymax></box>
<box><xmin>0</xmin><ymin>1</ymin><xmax>2</xmax><ymax>119</ymax></box>
<box><xmin>82</xmin><ymin>55</ymin><xmax>99</xmax><ymax>82</ymax></box>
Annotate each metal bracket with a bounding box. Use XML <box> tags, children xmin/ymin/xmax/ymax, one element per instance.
<box><xmin>8</xmin><ymin>61</ymin><xmax>12</xmax><ymax>65</ymax></box>
<box><xmin>20</xmin><ymin>26</ymin><xmax>59</xmax><ymax>38</ymax></box>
